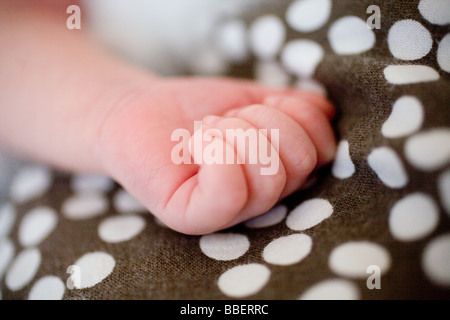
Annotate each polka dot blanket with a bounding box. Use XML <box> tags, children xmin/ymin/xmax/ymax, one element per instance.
<box><xmin>1</xmin><ymin>0</ymin><xmax>449</xmax><ymax>300</ymax></box>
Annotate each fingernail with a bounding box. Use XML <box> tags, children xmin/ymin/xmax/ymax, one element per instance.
<box><xmin>202</xmin><ymin>115</ymin><xmax>222</xmax><ymax>127</ymax></box>
<box><xmin>223</xmin><ymin>108</ymin><xmax>239</xmax><ymax>117</ymax></box>
<box><xmin>264</xmin><ymin>95</ymin><xmax>285</xmax><ymax>107</ymax></box>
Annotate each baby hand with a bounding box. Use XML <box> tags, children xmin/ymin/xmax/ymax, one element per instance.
<box><xmin>96</xmin><ymin>77</ymin><xmax>336</xmax><ymax>235</ymax></box>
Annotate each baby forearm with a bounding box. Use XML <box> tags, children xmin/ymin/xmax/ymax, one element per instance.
<box><xmin>0</xmin><ymin>1</ymin><xmax>156</xmax><ymax>172</ymax></box>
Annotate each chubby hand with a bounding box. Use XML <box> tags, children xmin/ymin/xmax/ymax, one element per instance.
<box><xmin>97</xmin><ymin>77</ymin><xmax>336</xmax><ymax>235</ymax></box>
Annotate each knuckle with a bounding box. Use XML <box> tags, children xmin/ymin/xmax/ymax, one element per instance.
<box><xmin>241</xmin><ymin>104</ymin><xmax>272</xmax><ymax>121</ymax></box>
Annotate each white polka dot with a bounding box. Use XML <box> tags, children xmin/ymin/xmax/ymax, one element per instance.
<box><xmin>419</xmin><ymin>0</ymin><xmax>450</xmax><ymax>25</ymax></box>
<box><xmin>6</xmin><ymin>248</ymin><xmax>41</xmax><ymax>291</ymax></box>
<box><xmin>200</xmin><ymin>233</ymin><xmax>249</xmax><ymax>260</ymax></box>
<box><xmin>299</xmin><ymin>278</ymin><xmax>360</xmax><ymax>300</ymax></box>
<box><xmin>328</xmin><ymin>16</ymin><xmax>376</xmax><ymax>55</ymax></box>
<box><xmin>62</xmin><ymin>193</ymin><xmax>108</xmax><ymax>220</ymax></box>
<box><xmin>286</xmin><ymin>198</ymin><xmax>333</xmax><ymax>231</ymax></box>
<box><xmin>245</xmin><ymin>204</ymin><xmax>287</xmax><ymax>229</ymax></box>
<box><xmin>9</xmin><ymin>166</ymin><xmax>52</xmax><ymax>204</ymax></box>
<box><xmin>286</xmin><ymin>0</ymin><xmax>332</xmax><ymax>33</ymax></box>
<box><xmin>281</xmin><ymin>40</ymin><xmax>324</xmax><ymax>77</ymax></box>
<box><xmin>218</xmin><ymin>263</ymin><xmax>270</xmax><ymax>298</ymax></box>
<box><xmin>0</xmin><ymin>238</ymin><xmax>14</xmax><ymax>279</ymax></box>
<box><xmin>19</xmin><ymin>206</ymin><xmax>58</xmax><ymax>247</ymax></box>
<box><xmin>0</xmin><ymin>202</ymin><xmax>16</xmax><ymax>238</ymax></box>
<box><xmin>437</xmin><ymin>33</ymin><xmax>450</xmax><ymax>73</ymax></box>
<box><xmin>98</xmin><ymin>215</ymin><xmax>146</xmax><ymax>243</ymax></box>
<box><xmin>438</xmin><ymin>169</ymin><xmax>450</xmax><ymax>215</ymax></box>
<box><xmin>28</xmin><ymin>275</ymin><xmax>65</xmax><ymax>300</ymax></box>
<box><xmin>404</xmin><ymin>128</ymin><xmax>450</xmax><ymax>171</ymax></box>
<box><xmin>367</xmin><ymin>147</ymin><xmax>408</xmax><ymax>188</ymax></box>
<box><xmin>329</xmin><ymin>241</ymin><xmax>391</xmax><ymax>279</ymax></box>
<box><xmin>382</xmin><ymin>96</ymin><xmax>424</xmax><ymax>138</ymax></box>
<box><xmin>263</xmin><ymin>234</ymin><xmax>312</xmax><ymax>266</ymax></box>
<box><xmin>388</xmin><ymin>20</ymin><xmax>432</xmax><ymax>61</ymax></box>
<box><xmin>384</xmin><ymin>65</ymin><xmax>440</xmax><ymax>84</ymax></box>
<box><xmin>113</xmin><ymin>189</ymin><xmax>147</xmax><ymax>214</ymax></box>
<box><xmin>389</xmin><ymin>193</ymin><xmax>439</xmax><ymax>242</ymax></box>
<box><xmin>332</xmin><ymin>140</ymin><xmax>355</xmax><ymax>179</ymax></box>
<box><xmin>71</xmin><ymin>173</ymin><xmax>114</xmax><ymax>194</ymax></box>
<box><xmin>296</xmin><ymin>78</ymin><xmax>327</xmax><ymax>96</ymax></box>
<box><xmin>73</xmin><ymin>251</ymin><xmax>115</xmax><ymax>289</ymax></box>
<box><xmin>249</xmin><ymin>15</ymin><xmax>286</xmax><ymax>60</ymax></box>
<box><xmin>422</xmin><ymin>233</ymin><xmax>450</xmax><ymax>286</ymax></box>
<box><xmin>215</xmin><ymin>20</ymin><xmax>248</xmax><ymax>63</ymax></box>
<box><xmin>189</xmin><ymin>47</ymin><xmax>227</xmax><ymax>76</ymax></box>
<box><xmin>255</xmin><ymin>61</ymin><xmax>291</xmax><ymax>87</ymax></box>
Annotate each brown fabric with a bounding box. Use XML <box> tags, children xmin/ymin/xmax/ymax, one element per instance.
<box><xmin>1</xmin><ymin>0</ymin><xmax>449</xmax><ymax>300</ymax></box>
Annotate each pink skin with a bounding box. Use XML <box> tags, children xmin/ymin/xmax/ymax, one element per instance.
<box><xmin>0</xmin><ymin>1</ymin><xmax>336</xmax><ymax>235</ymax></box>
